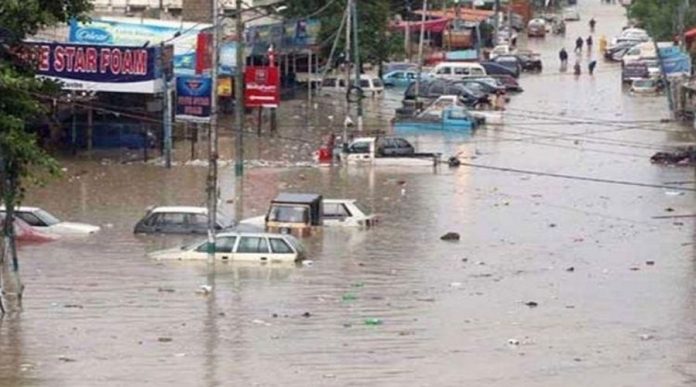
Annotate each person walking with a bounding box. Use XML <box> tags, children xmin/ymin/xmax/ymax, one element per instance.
<box><xmin>589</xmin><ymin>18</ymin><xmax>596</xmax><ymax>32</ymax></box>
<box><xmin>559</xmin><ymin>47</ymin><xmax>569</xmax><ymax>68</ymax></box>
<box><xmin>586</xmin><ymin>35</ymin><xmax>593</xmax><ymax>51</ymax></box>
<box><xmin>588</xmin><ymin>60</ymin><xmax>597</xmax><ymax>75</ymax></box>
<box><xmin>574</xmin><ymin>61</ymin><xmax>582</xmax><ymax>75</ymax></box>
<box><xmin>575</xmin><ymin>36</ymin><xmax>584</xmax><ymax>53</ymax></box>
<box><xmin>598</xmin><ymin>35</ymin><xmax>608</xmax><ymax>54</ymax></box>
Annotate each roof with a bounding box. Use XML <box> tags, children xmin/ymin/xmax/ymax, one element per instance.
<box><xmin>323</xmin><ymin>199</ymin><xmax>357</xmax><ymax>204</ymax></box>
<box><xmin>273</xmin><ymin>193</ymin><xmax>322</xmax><ymax>204</ymax></box>
<box><xmin>216</xmin><ymin>231</ymin><xmax>293</xmax><ymax>238</ymax></box>
<box><xmin>149</xmin><ymin>206</ymin><xmax>208</xmax><ymax>214</ymax></box>
<box><xmin>0</xmin><ymin>206</ymin><xmax>41</xmax><ymax>212</ymax></box>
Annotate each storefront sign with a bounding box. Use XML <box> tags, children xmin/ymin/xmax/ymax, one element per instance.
<box><xmin>244</xmin><ymin>67</ymin><xmax>280</xmax><ymax>108</ymax></box>
<box><xmin>69</xmin><ymin>17</ymin><xmax>206</xmax><ymax>75</ymax></box>
<box><xmin>22</xmin><ymin>42</ymin><xmax>162</xmax><ymax>93</ymax></box>
<box><xmin>176</xmin><ymin>75</ymin><xmax>212</xmax><ymax>121</ymax></box>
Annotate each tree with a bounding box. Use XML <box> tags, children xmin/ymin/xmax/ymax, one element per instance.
<box><xmin>282</xmin><ymin>0</ymin><xmax>402</xmax><ymax>73</ymax></box>
<box><xmin>0</xmin><ymin>0</ymin><xmax>92</xmax><ymax>313</ymax></box>
<box><xmin>628</xmin><ymin>0</ymin><xmax>696</xmax><ymax>41</ymax></box>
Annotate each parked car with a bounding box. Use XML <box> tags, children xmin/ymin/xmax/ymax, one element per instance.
<box><xmin>403</xmin><ymin>79</ymin><xmax>489</xmax><ymax>108</ymax></box>
<box><xmin>514</xmin><ymin>51</ymin><xmax>544</xmax><ymax>71</ymax></box>
<box><xmin>480</xmin><ymin>61</ymin><xmax>519</xmax><ymax>78</ymax></box>
<box><xmin>133</xmin><ymin>206</ymin><xmax>235</xmax><ymax>235</ymax></box>
<box><xmin>0</xmin><ymin>206</ymin><xmax>100</xmax><ymax>235</ymax></box>
<box><xmin>630</xmin><ymin>78</ymin><xmax>660</xmax><ymax>94</ymax></box>
<box><xmin>527</xmin><ymin>18</ymin><xmax>547</xmax><ymax>37</ymax></box>
<box><xmin>320</xmin><ymin>74</ymin><xmax>384</xmax><ymax>97</ymax></box>
<box><xmin>240</xmin><ymin>193</ymin><xmax>377</xmax><ymax>237</ymax></box>
<box><xmin>622</xmin><ymin>62</ymin><xmax>649</xmax><ymax>83</ymax></box>
<box><xmin>0</xmin><ymin>215</ymin><xmax>59</xmax><ymax>243</ymax></box>
<box><xmin>489</xmin><ymin>44</ymin><xmax>513</xmax><ymax>59</ymax></box>
<box><xmin>456</xmin><ymin>78</ymin><xmax>506</xmax><ymax>97</ymax></box>
<box><xmin>375</xmin><ymin>136</ymin><xmax>415</xmax><ymax>156</ymax></box>
<box><xmin>429</xmin><ymin>62</ymin><xmax>487</xmax><ymax>80</ymax></box>
<box><xmin>490</xmin><ymin>55</ymin><xmax>523</xmax><ymax>77</ymax></box>
<box><xmin>604</xmin><ymin>41</ymin><xmax>639</xmax><ymax>61</ymax></box>
<box><xmin>382</xmin><ymin>70</ymin><xmax>431</xmax><ymax>87</ymax></box>
<box><xmin>383</xmin><ymin>62</ymin><xmax>418</xmax><ymax>74</ymax></box>
<box><xmin>488</xmin><ymin>74</ymin><xmax>523</xmax><ymax>92</ymax></box>
<box><xmin>148</xmin><ymin>232</ymin><xmax>307</xmax><ymax>263</ymax></box>
<box><xmin>562</xmin><ymin>7</ymin><xmax>580</xmax><ymax>21</ymax></box>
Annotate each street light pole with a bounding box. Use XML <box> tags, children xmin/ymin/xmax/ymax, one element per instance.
<box><xmin>234</xmin><ymin>0</ymin><xmax>245</xmax><ymax>177</ymax></box>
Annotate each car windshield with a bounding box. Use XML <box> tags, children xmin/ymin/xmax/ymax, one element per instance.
<box><xmin>284</xmin><ymin>235</ymin><xmax>306</xmax><ymax>255</ymax></box>
<box><xmin>353</xmin><ymin>201</ymin><xmax>372</xmax><ymax>216</ymax></box>
<box><xmin>34</xmin><ymin>209</ymin><xmax>61</xmax><ymax>226</ymax></box>
<box><xmin>372</xmin><ymin>78</ymin><xmax>383</xmax><ymax>87</ymax></box>
<box><xmin>268</xmin><ymin>205</ymin><xmax>309</xmax><ymax>223</ymax></box>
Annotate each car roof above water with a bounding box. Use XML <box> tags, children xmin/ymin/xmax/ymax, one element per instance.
<box><xmin>148</xmin><ymin>206</ymin><xmax>208</xmax><ymax>214</ymax></box>
<box><xmin>273</xmin><ymin>193</ymin><xmax>322</xmax><ymax>204</ymax></box>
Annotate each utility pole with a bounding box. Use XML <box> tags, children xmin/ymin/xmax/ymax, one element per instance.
<box><xmin>414</xmin><ymin>0</ymin><xmax>428</xmax><ymax>108</ymax></box>
<box><xmin>161</xmin><ymin>43</ymin><xmax>172</xmax><ymax>168</ymax></box>
<box><xmin>351</xmin><ymin>0</ymin><xmax>363</xmax><ymax>132</ymax></box>
<box><xmin>344</xmin><ymin>0</ymin><xmax>351</xmax><ymax>145</ymax></box>
<box><xmin>207</xmin><ymin>0</ymin><xmax>220</xmax><ymax>267</ymax></box>
<box><xmin>678</xmin><ymin>0</ymin><xmax>689</xmax><ymax>49</ymax></box>
<box><xmin>234</xmin><ymin>0</ymin><xmax>245</xmax><ymax>177</ymax></box>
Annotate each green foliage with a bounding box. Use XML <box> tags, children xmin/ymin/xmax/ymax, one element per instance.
<box><xmin>282</xmin><ymin>0</ymin><xmax>401</xmax><ymax>67</ymax></box>
<box><xmin>0</xmin><ymin>0</ymin><xmax>91</xmax><ymax>204</ymax></box>
<box><xmin>628</xmin><ymin>0</ymin><xmax>696</xmax><ymax>41</ymax></box>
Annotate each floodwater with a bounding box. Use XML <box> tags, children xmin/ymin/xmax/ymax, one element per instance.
<box><xmin>3</xmin><ymin>3</ymin><xmax>696</xmax><ymax>386</ymax></box>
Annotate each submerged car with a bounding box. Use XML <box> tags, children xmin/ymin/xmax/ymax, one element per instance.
<box><xmin>382</xmin><ymin>70</ymin><xmax>431</xmax><ymax>87</ymax></box>
<box><xmin>148</xmin><ymin>232</ymin><xmax>307</xmax><ymax>263</ymax></box>
<box><xmin>241</xmin><ymin>193</ymin><xmax>377</xmax><ymax>237</ymax></box>
<box><xmin>134</xmin><ymin>206</ymin><xmax>235</xmax><ymax>235</ymax></box>
<box><xmin>630</xmin><ymin>78</ymin><xmax>660</xmax><ymax>94</ymax></box>
<box><xmin>563</xmin><ymin>7</ymin><xmax>580</xmax><ymax>21</ymax></box>
<box><xmin>0</xmin><ymin>206</ymin><xmax>100</xmax><ymax>235</ymax></box>
<box><xmin>0</xmin><ymin>215</ymin><xmax>59</xmax><ymax>243</ymax></box>
<box><xmin>481</xmin><ymin>61</ymin><xmax>520</xmax><ymax>78</ymax></box>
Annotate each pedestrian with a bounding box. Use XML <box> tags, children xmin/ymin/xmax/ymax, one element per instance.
<box><xmin>588</xmin><ymin>60</ymin><xmax>597</xmax><ymax>75</ymax></box>
<box><xmin>575</xmin><ymin>36</ymin><xmax>584</xmax><ymax>53</ymax></box>
<box><xmin>586</xmin><ymin>35</ymin><xmax>593</xmax><ymax>49</ymax></box>
<box><xmin>574</xmin><ymin>61</ymin><xmax>581</xmax><ymax>75</ymax></box>
<box><xmin>511</xmin><ymin>32</ymin><xmax>518</xmax><ymax>48</ymax></box>
<box><xmin>589</xmin><ymin>18</ymin><xmax>596</xmax><ymax>32</ymax></box>
<box><xmin>559</xmin><ymin>47</ymin><xmax>568</xmax><ymax>67</ymax></box>
<box><xmin>493</xmin><ymin>90</ymin><xmax>506</xmax><ymax>111</ymax></box>
<box><xmin>598</xmin><ymin>35</ymin><xmax>608</xmax><ymax>54</ymax></box>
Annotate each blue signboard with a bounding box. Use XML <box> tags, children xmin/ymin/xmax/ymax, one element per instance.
<box><xmin>176</xmin><ymin>76</ymin><xmax>212</xmax><ymax>121</ymax></box>
<box><xmin>24</xmin><ymin>42</ymin><xmax>161</xmax><ymax>93</ymax></box>
<box><xmin>659</xmin><ymin>46</ymin><xmax>692</xmax><ymax>76</ymax></box>
<box><xmin>69</xmin><ymin>18</ymin><xmax>203</xmax><ymax>75</ymax></box>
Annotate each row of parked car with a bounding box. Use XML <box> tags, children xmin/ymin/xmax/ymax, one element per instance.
<box><xmin>607</xmin><ymin>27</ymin><xmax>666</xmax><ymax>93</ymax></box>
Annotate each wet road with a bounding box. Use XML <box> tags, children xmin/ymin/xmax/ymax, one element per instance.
<box><xmin>4</xmin><ymin>2</ymin><xmax>696</xmax><ymax>386</ymax></box>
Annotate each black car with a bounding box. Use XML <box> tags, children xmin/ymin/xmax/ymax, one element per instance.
<box><xmin>134</xmin><ymin>206</ymin><xmax>235</xmax><ymax>234</ymax></box>
<box><xmin>491</xmin><ymin>55</ymin><xmax>523</xmax><ymax>76</ymax></box>
<box><xmin>481</xmin><ymin>61</ymin><xmax>519</xmax><ymax>78</ymax></box>
<box><xmin>404</xmin><ymin>79</ymin><xmax>489</xmax><ymax>107</ymax></box>
<box><xmin>488</xmin><ymin>74</ymin><xmax>523</xmax><ymax>92</ymax></box>
<box><xmin>456</xmin><ymin>79</ymin><xmax>506</xmax><ymax>96</ymax></box>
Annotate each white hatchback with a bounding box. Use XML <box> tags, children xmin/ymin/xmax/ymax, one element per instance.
<box><xmin>148</xmin><ymin>232</ymin><xmax>306</xmax><ymax>263</ymax></box>
<box><xmin>0</xmin><ymin>206</ymin><xmax>100</xmax><ymax>235</ymax></box>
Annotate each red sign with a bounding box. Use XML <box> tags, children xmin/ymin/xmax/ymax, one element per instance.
<box><xmin>244</xmin><ymin>66</ymin><xmax>280</xmax><ymax>108</ymax></box>
<box><xmin>195</xmin><ymin>31</ymin><xmax>213</xmax><ymax>74</ymax></box>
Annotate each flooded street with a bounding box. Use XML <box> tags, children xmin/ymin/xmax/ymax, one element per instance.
<box><xmin>4</xmin><ymin>2</ymin><xmax>696</xmax><ymax>386</ymax></box>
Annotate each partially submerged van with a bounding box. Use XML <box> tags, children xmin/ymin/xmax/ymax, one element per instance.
<box><xmin>430</xmin><ymin>62</ymin><xmax>487</xmax><ymax>80</ymax></box>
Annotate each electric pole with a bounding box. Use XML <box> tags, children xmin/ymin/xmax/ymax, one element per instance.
<box><xmin>234</xmin><ymin>0</ymin><xmax>245</xmax><ymax>177</ymax></box>
<box><xmin>207</xmin><ymin>0</ymin><xmax>220</xmax><ymax>266</ymax></box>
<box><xmin>351</xmin><ymin>0</ymin><xmax>363</xmax><ymax>132</ymax></box>
<box><xmin>493</xmin><ymin>0</ymin><xmax>500</xmax><ymax>46</ymax></box>
<box><xmin>414</xmin><ymin>0</ymin><xmax>428</xmax><ymax>107</ymax></box>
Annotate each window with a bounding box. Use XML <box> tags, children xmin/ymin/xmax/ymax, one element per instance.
<box><xmin>143</xmin><ymin>213</ymin><xmax>159</xmax><ymax>226</ymax></box>
<box><xmin>34</xmin><ymin>209</ymin><xmax>60</xmax><ymax>226</ymax></box>
<box><xmin>323</xmin><ymin>203</ymin><xmax>351</xmax><ymax>219</ymax></box>
<box><xmin>348</xmin><ymin>141</ymin><xmax>370</xmax><ymax>154</ymax></box>
<box><xmin>470</xmin><ymin>68</ymin><xmax>485</xmax><ymax>76</ymax></box>
<box><xmin>372</xmin><ymin>78</ymin><xmax>383</xmax><ymax>87</ymax></box>
<box><xmin>268</xmin><ymin>205</ymin><xmax>309</xmax><ymax>223</ymax></box>
<box><xmin>360</xmin><ymin>79</ymin><xmax>370</xmax><ymax>88</ymax></box>
<box><xmin>236</xmin><ymin>237</ymin><xmax>269</xmax><ymax>253</ymax></box>
<box><xmin>436</xmin><ymin>67</ymin><xmax>451</xmax><ymax>75</ymax></box>
<box><xmin>391</xmin><ymin>72</ymin><xmax>404</xmax><ymax>79</ymax></box>
<box><xmin>454</xmin><ymin>67</ymin><xmax>470</xmax><ymax>75</ymax></box>
<box><xmin>16</xmin><ymin>212</ymin><xmax>46</xmax><ymax>227</ymax></box>
<box><xmin>188</xmin><ymin>214</ymin><xmax>208</xmax><ymax>227</ymax></box>
<box><xmin>338</xmin><ymin>79</ymin><xmax>346</xmax><ymax>87</ymax></box>
<box><xmin>160</xmin><ymin>212</ymin><xmax>186</xmax><ymax>226</ymax></box>
<box><xmin>322</xmin><ymin>78</ymin><xmax>336</xmax><ymax>87</ymax></box>
<box><xmin>216</xmin><ymin>236</ymin><xmax>237</xmax><ymax>253</ymax></box>
<box><xmin>428</xmin><ymin>83</ymin><xmax>445</xmax><ymax>96</ymax></box>
<box><xmin>396</xmin><ymin>139</ymin><xmax>411</xmax><ymax>148</ymax></box>
<box><xmin>269</xmin><ymin>238</ymin><xmax>293</xmax><ymax>254</ymax></box>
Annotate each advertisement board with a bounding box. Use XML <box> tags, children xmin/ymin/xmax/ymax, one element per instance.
<box><xmin>22</xmin><ymin>42</ymin><xmax>162</xmax><ymax>93</ymax></box>
<box><xmin>245</xmin><ymin>19</ymin><xmax>320</xmax><ymax>55</ymax></box>
<box><xmin>244</xmin><ymin>67</ymin><xmax>280</xmax><ymax>108</ymax></box>
<box><xmin>176</xmin><ymin>76</ymin><xmax>212</xmax><ymax>121</ymax></box>
<box><xmin>69</xmin><ymin>17</ymin><xmax>206</xmax><ymax>75</ymax></box>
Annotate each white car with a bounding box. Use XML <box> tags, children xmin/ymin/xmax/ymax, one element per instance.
<box><xmin>148</xmin><ymin>232</ymin><xmax>306</xmax><ymax>263</ymax></box>
<box><xmin>563</xmin><ymin>7</ymin><xmax>580</xmax><ymax>21</ymax></box>
<box><xmin>322</xmin><ymin>199</ymin><xmax>378</xmax><ymax>227</ymax></box>
<box><xmin>630</xmin><ymin>79</ymin><xmax>660</xmax><ymax>94</ymax></box>
<box><xmin>0</xmin><ymin>206</ymin><xmax>100</xmax><ymax>235</ymax></box>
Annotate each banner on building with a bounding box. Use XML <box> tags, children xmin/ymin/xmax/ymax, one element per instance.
<box><xmin>659</xmin><ymin>46</ymin><xmax>692</xmax><ymax>76</ymax></box>
<box><xmin>69</xmin><ymin>17</ymin><xmax>206</xmax><ymax>75</ymax></box>
<box><xmin>176</xmin><ymin>76</ymin><xmax>212</xmax><ymax>121</ymax></box>
<box><xmin>21</xmin><ymin>42</ymin><xmax>162</xmax><ymax>93</ymax></box>
<box><xmin>245</xmin><ymin>19</ymin><xmax>320</xmax><ymax>55</ymax></box>
<box><xmin>244</xmin><ymin>67</ymin><xmax>280</xmax><ymax>108</ymax></box>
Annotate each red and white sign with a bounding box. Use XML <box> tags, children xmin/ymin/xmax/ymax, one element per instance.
<box><xmin>244</xmin><ymin>66</ymin><xmax>280</xmax><ymax>108</ymax></box>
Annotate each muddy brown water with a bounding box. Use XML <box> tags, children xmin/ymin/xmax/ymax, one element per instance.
<box><xmin>2</xmin><ymin>3</ymin><xmax>696</xmax><ymax>386</ymax></box>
